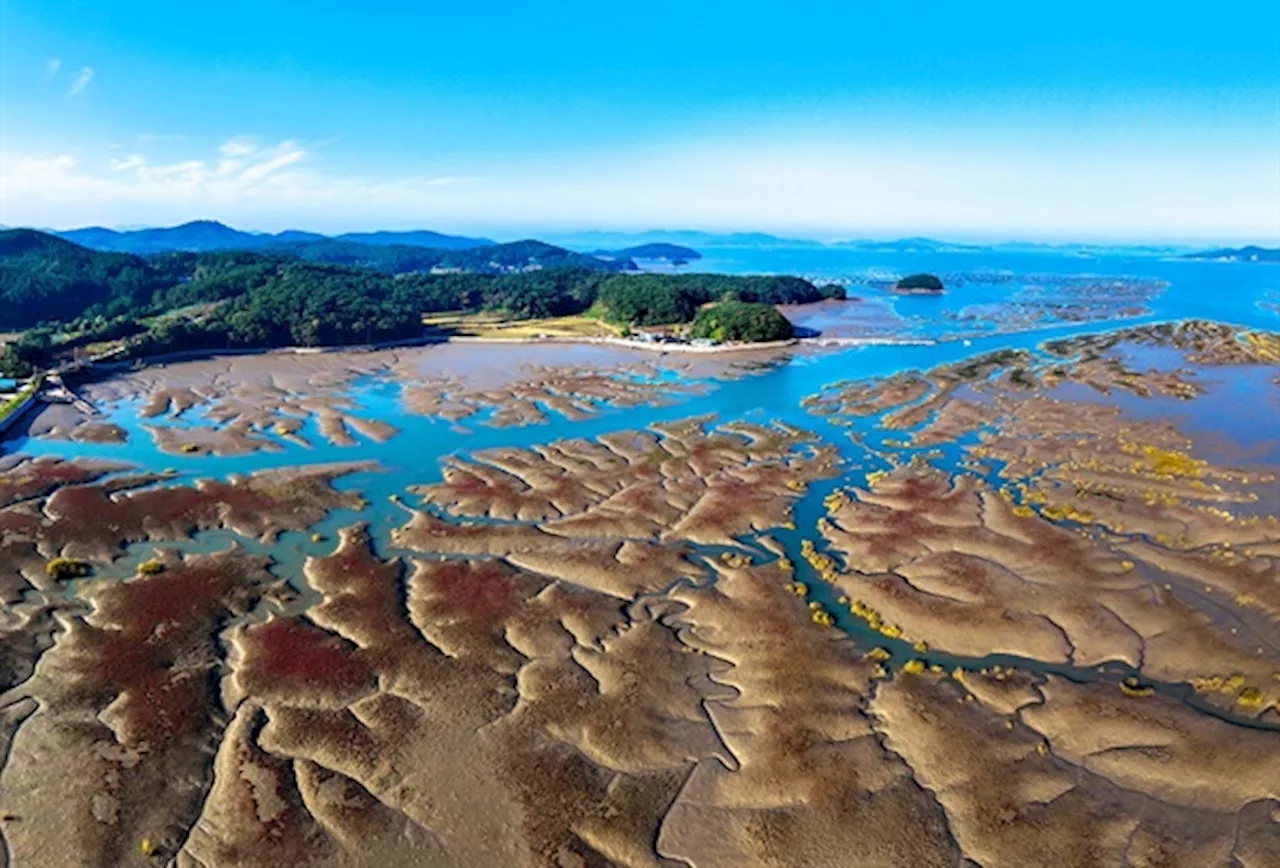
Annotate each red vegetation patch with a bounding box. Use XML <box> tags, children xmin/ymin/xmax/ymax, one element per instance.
<box><xmin>0</xmin><ymin>457</ymin><xmax>123</xmax><ymax>507</ymax></box>
<box><xmin>608</xmin><ymin>482</ymin><xmax>672</xmax><ymax>515</ymax></box>
<box><xmin>78</xmin><ymin>555</ymin><xmax>269</xmax><ymax>744</ymax></box>
<box><xmin>239</xmin><ymin>618</ymin><xmax>373</xmax><ymax>698</ymax></box>
<box><xmin>419</xmin><ymin>559</ymin><xmax>522</xmax><ymax>621</ymax></box>
<box><xmin>444</xmin><ymin>467</ymin><xmax>524</xmax><ymax>498</ymax></box>
<box><xmin>94</xmin><ymin>560</ymin><xmax>239</xmax><ymax>635</ymax></box>
<box><xmin>98</xmin><ymin>662</ymin><xmax>210</xmax><ymax>745</ymax></box>
<box><xmin>39</xmin><ymin>467</ymin><xmax>364</xmax><ymax>557</ymax></box>
<box><xmin>0</xmin><ymin>507</ymin><xmax>41</xmax><ymax>536</ymax></box>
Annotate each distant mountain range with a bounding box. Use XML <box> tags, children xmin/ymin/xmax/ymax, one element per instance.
<box><xmin>36</xmin><ymin>220</ymin><xmax>1265</xmax><ymax>263</ymax></box>
<box><xmin>326</xmin><ymin>229</ymin><xmax>495</xmax><ymax>250</ymax></box>
<box><xmin>54</xmin><ymin>220</ymin><xmax>494</xmax><ymax>255</ymax></box>
<box><xmin>830</xmin><ymin>237</ymin><xmax>987</xmax><ymax>253</ymax></box>
<box><xmin>1183</xmin><ymin>245</ymin><xmax>1280</xmax><ymax>263</ymax></box>
<box><xmin>547</xmin><ymin>230</ymin><xmax>823</xmax><ymax>250</ymax></box>
<box><xmin>547</xmin><ymin>230</ymin><xmax>1200</xmax><ymax>257</ymax></box>
<box><xmin>828</xmin><ymin>237</ymin><xmax>1198</xmax><ymax>255</ymax></box>
<box><xmin>32</xmin><ymin>221</ymin><xmax>647</xmax><ymax>276</ymax></box>
<box><xmin>9</xmin><ymin>226</ymin><xmax>636</xmax><ymax>287</ymax></box>
<box><xmin>273</xmin><ymin>237</ymin><xmax>635</xmax><ymax>274</ymax></box>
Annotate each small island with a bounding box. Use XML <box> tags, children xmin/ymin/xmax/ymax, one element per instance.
<box><xmin>893</xmin><ymin>273</ymin><xmax>945</xmax><ymax>295</ymax></box>
<box><xmin>687</xmin><ymin>300</ymin><xmax>794</xmax><ymax>343</ymax></box>
<box><xmin>1183</xmin><ymin>246</ymin><xmax>1280</xmax><ymax>263</ymax></box>
<box><xmin>600</xmin><ymin>243</ymin><xmax>703</xmax><ymax>264</ymax></box>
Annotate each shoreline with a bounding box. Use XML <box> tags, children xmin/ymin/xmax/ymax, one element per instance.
<box><xmin>447</xmin><ymin>334</ymin><xmax>937</xmax><ymax>352</ymax></box>
<box><xmin>86</xmin><ymin>331</ymin><xmax>940</xmax><ymax>374</ymax></box>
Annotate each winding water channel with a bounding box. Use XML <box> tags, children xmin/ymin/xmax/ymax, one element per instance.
<box><xmin>7</xmin><ymin>250</ymin><xmax>1280</xmax><ymax>733</ymax></box>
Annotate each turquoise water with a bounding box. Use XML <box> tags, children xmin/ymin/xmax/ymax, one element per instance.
<box><xmin>5</xmin><ymin>250</ymin><xmax>1279</xmax><ymax>725</ymax></box>
<box><xmin>705</xmin><ymin>246</ymin><xmax>1280</xmax><ymax>338</ymax></box>
<box><xmin>6</xmin><ymin>250</ymin><xmax>1277</xmax><ymax>579</ymax></box>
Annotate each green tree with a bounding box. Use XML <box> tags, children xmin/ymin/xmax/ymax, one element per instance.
<box><xmin>687</xmin><ymin>301</ymin><xmax>795</xmax><ymax>343</ymax></box>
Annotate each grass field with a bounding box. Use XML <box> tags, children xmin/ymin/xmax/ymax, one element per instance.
<box><xmin>421</xmin><ymin>311</ymin><xmax>623</xmax><ymax>339</ymax></box>
<box><xmin>0</xmin><ymin>380</ymin><xmax>39</xmax><ymax>425</ymax></box>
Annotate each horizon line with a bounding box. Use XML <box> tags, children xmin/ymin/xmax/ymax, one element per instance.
<box><xmin>8</xmin><ymin>220</ymin><xmax>1277</xmax><ymax>251</ymax></box>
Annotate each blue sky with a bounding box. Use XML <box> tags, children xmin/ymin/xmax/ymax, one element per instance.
<box><xmin>2</xmin><ymin>0</ymin><xmax>1278</xmax><ymax>242</ymax></box>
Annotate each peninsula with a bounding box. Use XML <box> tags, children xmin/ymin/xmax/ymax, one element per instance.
<box><xmin>0</xmin><ymin>228</ymin><xmax>843</xmax><ymax>380</ymax></box>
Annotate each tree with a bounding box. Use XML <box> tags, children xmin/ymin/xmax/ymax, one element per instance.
<box><xmin>687</xmin><ymin>301</ymin><xmax>794</xmax><ymax>343</ymax></box>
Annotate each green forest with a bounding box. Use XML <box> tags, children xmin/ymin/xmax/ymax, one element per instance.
<box><xmin>687</xmin><ymin>301</ymin><xmax>795</xmax><ymax>342</ymax></box>
<box><xmin>0</xmin><ymin>229</ymin><xmax>841</xmax><ymax>375</ymax></box>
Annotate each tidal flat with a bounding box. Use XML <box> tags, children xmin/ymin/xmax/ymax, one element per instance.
<box><xmin>1</xmin><ymin>305</ymin><xmax>1279</xmax><ymax>865</ymax></box>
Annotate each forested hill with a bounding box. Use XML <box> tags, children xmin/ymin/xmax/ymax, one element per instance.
<box><xmin>0</xmin><ymin>229</ymin><xmax>637</xmax><ymax>331</ymax></box>
<box><xmin>0</xmin><ymin>228</ymin><xmax>841</xmax><ymax>373</ymax></box>
<box><xmin>0</xmin><ymin>229</ymin><xmax>175</xmax><ymax>326</ymax></box>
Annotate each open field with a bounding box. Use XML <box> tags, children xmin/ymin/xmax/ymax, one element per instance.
<box><xmin>422</xmin><ymin>311</ymin><xmax>624</xmax><ymax>340</ymax></box>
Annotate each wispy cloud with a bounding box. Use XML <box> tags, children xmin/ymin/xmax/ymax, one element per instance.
<box><xmin>219</xmin><ymin>136</ymin><xmax>257</xmax><ymax>158</ymax></box>
<box><xmin>238</xmin><ymin>142</ymin><xmax>305</xmax><ymax>182</ymax></box>
<box><xmin>3</xmin><ymin>134</ymin><xmax>1277</xmax><ymax>242</ymax></box>
<box><xmin>45</xmin><ymin>58</ymin><xmax>61</xmax><ymax>79</ymax></box>
<box><xmin>66</xmin><ymin>67</ymin><xmax>94</xmax><ymax>97</ymax></box>
<box><xmin>215</xmin><ymin>137</ymin><xmax>259</xmax><ymax>175</ymax></box>
<box><xmin>0</xmin><ymin>138</ymin><xmax>483</xmax><ymax>231</ymax></box>
<box><xmin>109</xmin><ymin>155</ymin><xmax>147</xmax><ymax>172</ymax></box>
<box><xmin>5</xmin><ymin>140</ymin><xmax>317</xmax><ymax>211</ymax></box>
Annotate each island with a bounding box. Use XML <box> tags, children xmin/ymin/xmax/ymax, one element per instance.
<box><xmin>893</xmin><ymin>272</ymin><xmax>945</xmax><ymax>294</ymax></box>
<box><xmin>605</xmin><ymin>242</ymin><xmax>703</xmax><ymax>263</ymax></box>
<box><xmin>1183</xmin><ymin>245</ymin><xmax>1280</xmax><ymax>263</ymax></box>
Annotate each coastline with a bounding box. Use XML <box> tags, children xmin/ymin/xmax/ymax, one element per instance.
<box><xmin>87</xmin><ymin>331</ymin><xmax>939</xmax><ymax>374</ymax></box>
<box><xmin>3</xmin><ymin>330</ymin><xmax>939</xmax><ymax>438</ymax></box>
<box><xmin>445</xmin><ymin>334</ymin><xmax>937</xmax><ymax>353</ymax></box>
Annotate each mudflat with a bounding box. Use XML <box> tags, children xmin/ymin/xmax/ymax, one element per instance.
<box><xmin>0</xmin><ymin>320</ymin><xmax>1277</xmax><ymax>866</ymax></box>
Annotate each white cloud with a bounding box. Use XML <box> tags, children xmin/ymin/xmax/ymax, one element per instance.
<box><xmin>109</xmin><ymin>154</ymin><xmax>146</xmax><ymax>171</ymax></box>
<box><xmin>219</xmin><ymin>137</ymin><xmax>257</xmax><ymax>158</ymax></box>
<box><xmin>0</xmin><ymin>140</ymin><xmax>327</xmax><ymax>228</ymax></box>
<box><xmin>66</xmin><ymin>67</ymin><xmax>94</xmax><ymax>97</ymax></box>
<box><xmin>45</xmin><ymin>58</ymin><xmax>61</xmax><ymax>78</ymax></box>
<box><xmin>2</xmin><ymin>134</ymin><xmax>1277</xmax><ymax>243</ymax></box>
<box><xmin>23</xmin><ymin>154</ymin><xmax>78</xmax><ymax>173</ymax></box>
<box><xmin>237</xmin><ymin>142</ymin><xmax>304</xmax><ymax>182</ymax></box>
